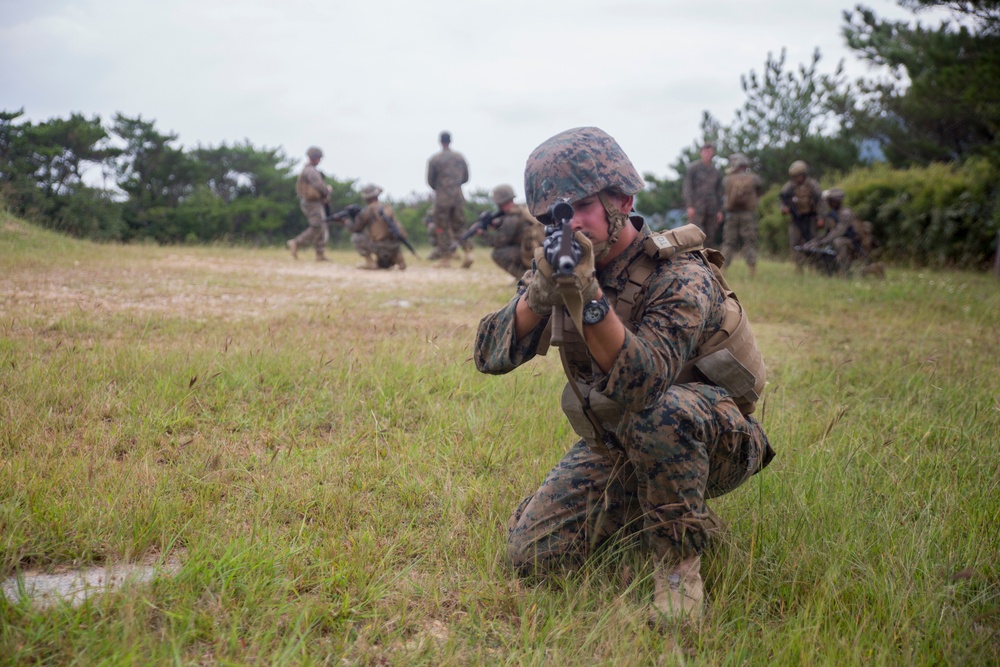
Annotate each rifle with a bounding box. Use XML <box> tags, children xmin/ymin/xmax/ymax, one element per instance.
<box><xmin>542</xmin><ymin>200</ymin><xmax>581</xmax><ymax>276</ymax></box>
<box><xmin>794</xmin><ymin>244</ymin><xmax>837</xmax><ymax>275</ymax></box>
<box><xmin>377</xmin><ymin>208</ymin><xmax>418</xmax><ymax>256</ymax></box>
<box><xmin>448</xmin><ymin>208</ymin><xmax>505</xmax><ymax>252</ymax></box>
<box><xmin>327</xmin><ymin>204</ymin><xmax>362</xmax><ymax>222</ymax></box>
<box><xmin>780</xmin><ymin>191</ymin><xmax>813</xmax><ymax>243</ymax></box>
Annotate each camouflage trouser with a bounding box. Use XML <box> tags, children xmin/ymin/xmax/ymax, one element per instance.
<box><xmin>721</xmin><ymin>210</ymin><xmax>758</xmax><ymax>268</ymax></box>
<box><xmin>491</xmin><ymin>245</ymin><xmax>527</xmax><ymax>280</ymax></box>
<box><xmin>433</xmin><ymin>203</ymin><xmax>469</xmax><ymax>257</ymax></box>
<box><xmin>294</xmin><ymin>200</ymin><xmax>329</xmax><ymax>253</ymax></box>
<box><xmin>692</xmin><ymin>207</ymin><xmax>723</xmax><ymax>247</ymax></box>
<box><xmin>351</xmin><ymin>233</ymin><xmax>403</xmax><ymax>268</ymax></box>
<box><xmin>507</xmin><ymin>382</ymin><xmax>771</xmax><ymax>574</ymax></box>
<box><xmin>789</xmin><ymin>214</ymin><xmax>817</xmax><ymax>268</ymax></box>
<box><xmin>831</xmin><ymin>237</ymin><xmax>860</xmax><ymax>276</ymax></box>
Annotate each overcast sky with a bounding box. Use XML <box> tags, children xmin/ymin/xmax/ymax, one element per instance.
<box><xmin>1</xmin><ymin>0</ymin><xmax>944</xmax><ymax>201</ymax></box>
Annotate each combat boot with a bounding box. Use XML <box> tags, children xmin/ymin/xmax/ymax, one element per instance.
<box><xmin>286</xmin><ymin>239</ymin><xmax>298</xmax><ymax>260</ymax></box>
<box><xmin>394</xmin><ymin>251</ymin><xmax>406</xmax><ymax>271</ymax></box>
<box><xmin>461</xmin><ymin>249</ymin><xmax>474</xmax><ymax>269</ymax></box>
<box><xmin>357</xmin><ymin>255</ymin><xmax>376</xmax><ymax>270</ymax></box>
<box><xmin>649</xmin><ymin>555</ymin><xmax>703</xmax><ymax>625</ymax></box>
<box><xmin>316</xmin><ymin>249</ymin><xmax>329</xmax><ymax>262</ymax></box>
<box><xmin>435</xmin><ymin>255</ymin><xmax>452</xmax><ymax>269</ymax></box>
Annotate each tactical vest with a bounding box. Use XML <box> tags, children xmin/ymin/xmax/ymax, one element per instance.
<box><xmin>547</xmin><ymin>224</ymin><xmax>767</xmax><ymax>453</ymax></box>
<box><xmin>792</xmin><ymin>181</ymin><xmax>818</xmax><ymax>216</ymax></box>
<box><xmin>296</xmin><ymin>168</ymin><xmax>325</xmax><ymax>201</ymax></box>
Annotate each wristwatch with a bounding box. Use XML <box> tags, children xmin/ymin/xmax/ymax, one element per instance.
<box><xmin>582</xmin><ymin>294</ymin><xmax>611</xmax><ymax>326</ymax></box>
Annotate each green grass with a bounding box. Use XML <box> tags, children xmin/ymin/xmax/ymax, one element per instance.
<box><xmin>1</xmin><ymin>212</ymin><xmax>998</xmax><ymax>665</ymax></box>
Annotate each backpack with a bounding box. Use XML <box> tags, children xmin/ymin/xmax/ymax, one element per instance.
<box><xmin>727</xmin><ymin>173</ymin><xmax>756</xmax><ymax>210</ymax></box>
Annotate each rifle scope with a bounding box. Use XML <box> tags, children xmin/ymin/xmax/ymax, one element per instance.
<box><xmin>549</xmin><ymin>200</ymin><xmax>574</xmax><ymax>223</ymax></box>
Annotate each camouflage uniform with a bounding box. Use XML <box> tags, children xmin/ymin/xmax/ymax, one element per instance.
<box><xmin>808</xmin><ymin>191</ymin><xmax>880</xmax><ymax>276</ymax></box>
<box><xmin>779</xmin><ymin>166</ymin><xmax>823</xmax><ymax>269</ymax></box>
<box><xmin>293</xmin><ymin>155</ymin><xmax>333</xmax><ymax>257</ymax></box>
<box><xmin>350</xmin><ymin>198</ymin><xmax>406</xmax><ymax>270</ymax></box>
<box><xmin>475</xmin><ymin>217</ymin><xmax>773</xmax><ymax>571</ymax></box>
<box><xmin>485</xmin><ymin>205</ymin><xmax>544</xmax><ymax>279</ymax></box>
<box><xmin>427</xmin><ymin>138</ymin><xmax>470</xmax><ymax>259</ymax></box>
<box><xmin>682</xmin><ymin>160</ymin><xmax>723</xmax><ymax>245</ymax></box>
<box><xmin>720</xmin><ymin>159</ymin><xmax>764</xmax><ymax>272</ymax></box>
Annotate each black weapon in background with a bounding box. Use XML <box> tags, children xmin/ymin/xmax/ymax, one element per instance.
<box><xmin>794</xmin><ymin>244</ymin><xmax>837</xmax><ymax>275</ymax></box>
<box><xmin>780</xmin><ymin>191</ymin><xmax>813</xmax><ymax>243</ymax></box>
<box><xmin>378</xmin><ymin>209</ymin><xmax>418</xmax><ymax>256</ymax></box>
<box><xmin>327</xmin><ymin>204</ymin><xmax>363</xmax><ymax>222</ymax></box>
<box><xmin>448</xmin><ymin>209</ymin><xmax>505</xmax><ymax>252</ymax></box>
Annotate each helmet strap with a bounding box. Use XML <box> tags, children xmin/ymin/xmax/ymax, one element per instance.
<box><xmin>596</xmin><ymin>191</ymin><xmax>629</xmax><ymax>262</ymax></box>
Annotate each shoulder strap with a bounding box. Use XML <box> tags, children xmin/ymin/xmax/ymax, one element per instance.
<box><xmin>614</xmin><ymin>224</ymin><xmax>709</xmax><ymax>328</ymax></box>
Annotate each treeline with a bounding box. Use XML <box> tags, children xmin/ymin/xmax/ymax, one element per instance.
<box><xmin>635</xmin><ymin>0</ymin><xmax>1000</xmax><ymax>269</ymax></box>
<box><xmin>3</xmin><ymin>1</ymin><xmax>1000</xmax><ymax>268</ymax></box>
<box><xmin>0</xmin><ymin>111</ymin><xmax>459</xmax><ymax>247</ymax></box>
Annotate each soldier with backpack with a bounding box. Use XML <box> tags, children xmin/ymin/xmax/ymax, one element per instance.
<box><xmin>720</xmin><ymin>153</ymin><xmax>764</xmax><ymax>278</ymax></box>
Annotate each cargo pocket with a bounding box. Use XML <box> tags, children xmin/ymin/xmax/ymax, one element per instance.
<box><xmin>705</xmin><ymin>401</ymin><xmax>762</xmax><ymax>499</ymax></box>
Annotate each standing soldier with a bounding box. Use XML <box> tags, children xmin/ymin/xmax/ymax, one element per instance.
<box><xmin>720</xmin><ymin>153</ymin><xmax>764</xmax><ymax>278</ymax></box>
<box><xmin>347</xmin><ymin>184</ymin><xmax>407</xmax><ymax>271</ymax></box>
<box><xmin>474</xmin><ymin>127</ymin><xmax>773</xmax><ymax>624</ymax></box>
<box><xmin>482</xmin><ymin>184</ymin><xmax>545</xmax><ymax>280</ymax></box>
<box><xmin>779</xmin><ymin>160</ymin><xmax>823</xmax><ymax>272</ymax></box>
<box><xmin>427</xmin><ymin>131</ymin><xmax>471</xmax><ymax>268</ymax></box>
<box><xmin>682</xmin><ymin>142</ymin><xmax>724</xmax><ymax>246</ymax></box>
<box><xmin>288</xmin><ymin>146</ymin><xmax>333</xmax><ymax>262</ymax></box>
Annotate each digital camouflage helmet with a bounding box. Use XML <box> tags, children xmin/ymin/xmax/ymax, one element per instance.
<box><xmin>491</xmin><ymin>184</ymin><xmax>516</xmax><ymax>205</ymax></box>
<box><xmin>823</xmin><ymin>187</ymin><xmax>845</xmax><ymax>203</ymax></box>
<box><xmin>361</xmin><ymin>184</ymin><xmax>383</xmax><ymax>200</ymax></box>
<box><xmin>524</xmin><ymin>126</ymin><xmax>644</xmax><ymax>217</ymax></box>
<box><xmin>727</xmin><ymin>153</ymin><xmax>750</xmax><ymax>174</ymax></box>
<box><xmin>789</xmin><ymin>160</ymin><xmax>809</xmax><ymax>177</ymax></box>
<box><xmin>524</xmin><ymin>127</ymin><xmax>644</xmax><ymax>260</ymax></box>
<box><xmin>729</xmin><ymin>153</ymin><xmax>750</xmax><ymax>169</ymax></box>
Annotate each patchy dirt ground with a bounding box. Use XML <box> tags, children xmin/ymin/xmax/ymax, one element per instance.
<box><xmin>2</xmin><ymin>552</ymin><xmax>184</xmax><ymax>609</ymax></box>
<box><xmin>2</xmin><ymin>244</ymin><xmax>515</xmax><ymax>324</ymax></box>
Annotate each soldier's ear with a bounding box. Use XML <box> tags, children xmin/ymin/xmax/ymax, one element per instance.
<box><xmin>617</xmin><ymin>194</ymin><xmax>634</xmax><ymax>214</ymax></box>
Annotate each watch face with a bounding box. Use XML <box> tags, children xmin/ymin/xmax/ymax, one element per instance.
<box><xmin>583</xmin><ymin>299</ymin><xmax>608</xmax><ymax>325</ymax></box>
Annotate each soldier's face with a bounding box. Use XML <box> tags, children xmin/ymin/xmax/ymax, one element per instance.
<box><xmin>570</xmin><ymin>193</ymin><xmax>631</xmax><ymax>243</ymax></box>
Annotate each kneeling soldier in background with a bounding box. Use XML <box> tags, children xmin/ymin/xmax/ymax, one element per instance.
<box><xmin>348</xmin><ymin>184</ymin><xmax>407</xmax><ymax>271</ymax></box>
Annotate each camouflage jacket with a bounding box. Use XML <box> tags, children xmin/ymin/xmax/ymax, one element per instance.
<box><xmin>474</xmin><ymin>219</ymin><xmax>728</xmax><ymax>412</ymax></box>
<box><xmin>817</xmin><ymin>206</ymin><xmax>859</xmax><ymax>245</ymax></box>
<box><xmin>682</xmin><ymin>161</ymin><xmax>723</xmax><ymax>212</ymax></box>
<box><xmin>426</xmin><ymin>148</ymin><xmax>469</xmax><ymax>207</ymax></box>
<box><xmin>780</xmin><ymin>178</ymin><xmax>822</xmax><ymax>217</ymax></box>
<box><xmin>350</xmin><ymin>203</ymin><xmax>402</xmax><ymax>243</ymax></box>
<box><xmin>486</xmin><ymin>205</ymin><xmax>540</xmax><ymax>248</ymax></box>
<box><xmin>296</xmin><ymin>164</ymin><xmax>332</xmax><ymax>202</ymax></box>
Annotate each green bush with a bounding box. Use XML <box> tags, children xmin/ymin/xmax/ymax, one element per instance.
<box><xmin>756</xmin><ymin>159</ymin><xmax>1000</xmax><ymax>269</ymax></box>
